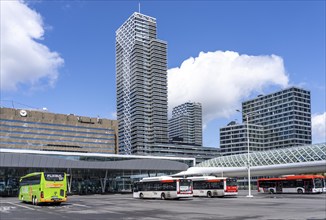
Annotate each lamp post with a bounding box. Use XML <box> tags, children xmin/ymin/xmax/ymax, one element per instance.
<box><xmin>237</xmin><ymin>109</ymin><xmax>253</xmax><ymax>198</ymax></box>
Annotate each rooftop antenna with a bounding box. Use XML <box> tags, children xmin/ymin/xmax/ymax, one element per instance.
<box><xmin>138</xmin><ymin>2</ymin><xmax>140</xmax><ymax>13</ymax></box>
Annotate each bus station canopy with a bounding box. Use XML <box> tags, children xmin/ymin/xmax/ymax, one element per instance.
<box><xmin>0</xmin><ymin>149</ymin><xmax>190</xmax><ymax>171</ymax></box>
<box><xmin>174</xmin><ymin>143</ymin><xmax>326</xmax><ymax>177</ymax></box>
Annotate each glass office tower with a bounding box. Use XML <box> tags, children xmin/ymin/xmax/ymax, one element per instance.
<box><xmin>116</xmin><ymin>12</ymin><xmax>168</xmax><ymax>155</ymax></box>
<box><xmin>169</xmin><ymin>102</ymin><xmax>203</xmax><ymax>146</ymax></box>
<box><xmin>242</xmin><ymin>87</ymin><xmax>311</xmax><ymax>149</ymax></box>
<box><xmin>220</xmin><ymin>87</ymin><xmax>312</xmax><ymax>155</ymax></box>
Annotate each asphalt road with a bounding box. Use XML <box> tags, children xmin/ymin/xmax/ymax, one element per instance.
<box><xmin>1</xmin><ymin>191</ymin><xmax>325</xmax><ymax>220</ymax></box>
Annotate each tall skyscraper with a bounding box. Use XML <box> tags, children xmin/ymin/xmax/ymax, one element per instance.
<box><xmin>169</xmin><ymin>102</ymin><xmax>202</xmax><ymax>146</ymax></box>
<box><xmin>220</xmin><ymin>87</ymin><xmax>311</xmax><ymax>155</ymax></box>
<box><xmin>116</xmin><ymin>12</ymin><xmax>168</xmax><ymax>154</ymax></box>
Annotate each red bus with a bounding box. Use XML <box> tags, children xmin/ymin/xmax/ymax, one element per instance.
<box><xmin>258</xmin><ymin>175</ymin><xmax>324</xmax><ymax>194</ymax></box>
<box><xmin>188</xmin><ymin>176</ymin><xmax>238</xmax><ymax>197</ymax></box>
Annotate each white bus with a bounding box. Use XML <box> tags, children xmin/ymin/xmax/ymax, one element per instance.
<box><xmin>258</xmin><ymin>175</ymin><xmax>324</xmax><ymax>194</ymax></box>
<box><xmin>133</xmin><ymin>176</ymin><xmax>193</xmax><ymax>200</ymax></box>
<box><xmin>189</xmin><ymin>176</ymin><xmax>238</xmax><ymax>197</ymax></box>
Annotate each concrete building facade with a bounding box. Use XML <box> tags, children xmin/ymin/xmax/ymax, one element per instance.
<box><xmin>169</xmin><ymin>102</ymin><xmax>202</xmax><ymax>146</ymax></box>
<box><xmin>116</xmin><ymin>12</ymin><xmax>168</xmax><ymax>155</ymax></box>
<box><xmin>0</xmin><ymin>107</ymin><xmax>118</xmax><ymax>153</ymax></box>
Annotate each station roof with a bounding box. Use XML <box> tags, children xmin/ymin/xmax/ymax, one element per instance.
<box><xmin>196</xmin><ymin>143</ymin><xmax>326</xmax><ymax>168</ymax></box>
<box><xmin>0</xmin><ymin>149</ymin><xmax>190</xmax><ymax>171</ymax></box>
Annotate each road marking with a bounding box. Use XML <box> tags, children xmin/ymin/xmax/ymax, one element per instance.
<box><xmin>71</xmin><ymin>203</ymin><xmax>89</xmax><ymax>207</ymax></box>
<box><xmin>7</xmin><ymin>202</ymin><xmax>36</xmax><ymax>210</ymax></box>
<box><xmin>0</xmin><ymin>206</ymin><xmax>16</xmax><ymax>213</ymax></box>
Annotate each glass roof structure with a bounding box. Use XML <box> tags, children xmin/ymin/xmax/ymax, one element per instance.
<box><xmin>196</xmin><ymin>143</ymin><xmax>326</xmax><ymax>168</ymax></box>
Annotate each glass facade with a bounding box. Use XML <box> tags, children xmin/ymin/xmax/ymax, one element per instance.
<box><xmin>0</xmin><ymin>150</ymin><xmax>194</xmax><ymax>197</ymax></box>
<box><xmin>0</xmin><ymin>167</ymin><xmax>179</xmax><ymax>197</ymax></box>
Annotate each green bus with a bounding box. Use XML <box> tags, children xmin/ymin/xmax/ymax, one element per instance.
<box><xmin>19</xmin><ymin>172</ymin><xmax>67</xmax><ymax>205</ymax></box>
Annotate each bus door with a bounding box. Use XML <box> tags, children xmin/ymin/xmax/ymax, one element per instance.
<box><xmin>276</xmin><ymin>182</ymin><xmax>282</xmax><ymax>193</ymax></box>
<box><xmin>303</xmin><ymin>180</ymin><xmax>312</xmax><ymax>193</ymax></box>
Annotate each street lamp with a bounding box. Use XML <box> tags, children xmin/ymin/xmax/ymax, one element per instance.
<box><xmin>236</xmin><ymin>109</ymin><xmax>254</xmax><ymax>198</ymax></box>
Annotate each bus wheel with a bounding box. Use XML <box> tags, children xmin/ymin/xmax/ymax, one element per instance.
<box><xmin>139</xmin><ymin>193</ymin><xmax>144</xmax><ymax>199</ymax></box>
<box><xmin>297</xmin><ymin>189</ymin><xmax>303</xmax><ymax>194</ymax></box>
<box><xmin>269</xmin><ymin>189</ymin><xmax>275</xmax><ymax>194</ymax></box>
<box><xmin>207</xmin><ymin>191</ymin><xmax>212</xmax><ymax>198</ymax></box>
<box><xmin>34</xmin><ymin>197</ymin><xmax>38</xmax><ymax>206</ymax></box>
<box><xmin>161</xmin><ymin>193</ymin><xmax>166</xmax><ymax>200</ymax></box>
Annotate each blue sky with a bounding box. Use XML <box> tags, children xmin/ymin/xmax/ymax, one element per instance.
<box><xmin>1</xmin><ymin>0</ymin><xmax>325</xmax><ymax>147</ymax></box>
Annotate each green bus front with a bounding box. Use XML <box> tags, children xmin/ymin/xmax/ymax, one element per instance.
<box><xmin>19</xmin><ymin>172</ymin><xmax>67</xmax><ymax>205</ymax></box>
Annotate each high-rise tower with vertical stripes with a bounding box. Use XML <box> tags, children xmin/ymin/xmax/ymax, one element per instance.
<box><xmin>116</xmin><ymin>12</ymin><xmax>168</xmax><ymax>154</ymax></box>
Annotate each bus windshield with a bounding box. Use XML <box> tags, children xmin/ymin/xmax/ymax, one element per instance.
<box><xmin>226</xmin><ymin>178</ymin><xmax>237</xmax><ymax>186</ymax></box>
<box><xmin>44</xmin><ymin>173</ymin><xmax>65</xmax><ymax>181</ymax></box>
<box><xmin>179</xmin><ymin>179</ymin><xmax>192</xmax><ymax>191</ymax></box>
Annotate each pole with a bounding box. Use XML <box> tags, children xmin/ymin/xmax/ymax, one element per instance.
<box><xmin>246</xmin><ymin>114</ymin><xmax>253</xmax><ymax>198</ymax></box>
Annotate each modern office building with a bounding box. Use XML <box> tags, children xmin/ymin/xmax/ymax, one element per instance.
<box><xmin>169</xmin><ymin>102</ymin><xmax>202</xmax><ymax>146</ymax></box>
<box><xmin>243</xmin><ymin>87</ymin><xmax>312</xmax><ymax>149</ymax></box>
<box><xmin>116</xmin><ymin>12</ymin><xmax>168</xmax><ymax>155</ymax></box>
<box><xmin>220</xmin><ymin>121</ymin><xmax>264</xmax><ymax>155</ymax></box>
<box><xmin>0</xmin><ymin>107</ymin><xmax>118</xmax><ymax>153</ymax></box>
<box><xmin>220</xmin><ymin>87</ymin><xmax>312</xmax><ymax>155</ymax></box>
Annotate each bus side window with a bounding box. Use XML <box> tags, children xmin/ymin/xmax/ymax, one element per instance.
<box><xmin>153</xmin><ymin>182</ymin><xmax>161</xmax><ymax>191</ymax></box>
<box><xmin>283</xmin><ymin>181</ymin><xmax>289</xmax><ymax>187</ymax></box>
<box><xmin>296</xmin><ymin>180</ymin><xmax>303</xmax><ymax>187</ymax></box>
<box><xmin>133</xmin><ymin>183</ymin><xmax>139</xmax><ymax>192</ymax></box>
<box><xmin>193</xmin><ymin>182</ymin><xmax>199</xmax><ymax>189</ymax></box>
<box><xmin>163</xmin><ymin>183</ymin><xmax>173</xmax><ymax>190</ymax></box>
<box><xmin>219</xmin><ymin>181</ymin><xmax>223</xmax><ymax>189</ymax></box>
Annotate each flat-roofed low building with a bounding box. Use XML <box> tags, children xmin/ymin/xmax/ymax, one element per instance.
<box><xmin>0</xmin><ymin>107</ymin><xmax>118</xmax><ymax>153</ymax></box>
<box><xmin>137</xmin><ymin>143</ymin><xmax>221</xmax><ymax>164</ymax></box>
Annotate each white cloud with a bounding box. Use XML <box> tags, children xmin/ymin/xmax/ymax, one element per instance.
<box><xmin>312</xmin><ymin>112</ymin><xmax>326</xmax><ymax>143</ymax></box>
<box><xmin>0</xmin><ymin>0</ymin><xmax>64</xmax><ymax>92</ymax></box>
<box><xmin>168</xmin><ymin>50</ymin><xmax>289</xmax><ymax>126</ymax></box>
<box><xmin>111</xmin><ymin>111</ymin><xmax>117</xmax><ymax>120</ymax></box>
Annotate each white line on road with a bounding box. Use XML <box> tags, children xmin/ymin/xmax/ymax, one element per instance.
<box><xmin>71</xmin><ymin>203</ymin><xmax>89</xmax><ymax>208</ymax></box>
<box><xmin>6</xmin><ymin>202</ymin><xmax>36</xmax><ymax>210</ymax></box>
